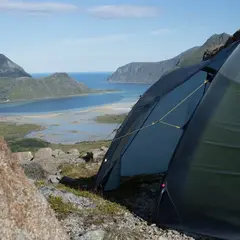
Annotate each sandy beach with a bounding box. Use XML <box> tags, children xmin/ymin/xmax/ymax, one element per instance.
<box><xmin>0</xmin><ymin>101</ymin><xmax>136</xmax><ymax>144</ymax></box>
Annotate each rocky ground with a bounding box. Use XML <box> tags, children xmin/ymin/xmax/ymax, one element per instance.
<box><xmin>14</xmin><ymin>146</ymin><xmax>209</xmax><ymax>240</ymax></box>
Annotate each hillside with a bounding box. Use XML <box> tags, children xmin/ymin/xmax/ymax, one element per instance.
<box><xmin>0</xmin><ymin>54</ymin><xmax>31</xmax><ymax>78</ymax></box>
<box><xmin>0</xmin><ymin>73</ymin><xmax>91</xmax><ymax>102</ymax></box>
<box><xmin>108</xmin><ymin>33</ymin><xmax>230</xmax><ymax>84</ymax></box>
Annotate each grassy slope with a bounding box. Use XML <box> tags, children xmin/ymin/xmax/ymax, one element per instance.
<box><xmin>8</xmin><ymin>138</ymin><xmax>111</xmax><ymax>153</ymax></box>
<box><xmin>8</xmin><ymin>74</ymin><xmax>89</xmax><ymax>100</ymax></box>
<box><xmin>0</xmin><ymin>122</ymin><xmax>43</xmax><ymax>141</ymax></box>
<box><xmin>95</xmin><ymin>113</ymin><xmax>127</xmax><ymax>124</ymax></box>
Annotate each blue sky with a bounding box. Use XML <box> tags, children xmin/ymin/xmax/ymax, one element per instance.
<box><xmin>0</xmin><ymin>0</ymin><xmax>239</xmax><ymax>73</ymax></box>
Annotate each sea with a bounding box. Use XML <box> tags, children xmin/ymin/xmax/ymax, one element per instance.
<box><xmin>0</xmin><ymin>72</ymin><xmax>149</xmax><ymax>114</ymax></box>
<box><xmin>0</xmin><ymin>73</ymin><xmax>151</xmax><ymax>143</ymax></box>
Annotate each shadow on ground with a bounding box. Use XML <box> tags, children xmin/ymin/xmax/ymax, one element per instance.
<box><xmin>59</xmin><ymin>174</ymin><xmax>214</xmax><ymax>240</ymax></box>
<box><xmin>59</xmin><ymin>173</ymin><xmax>163</xmax><ymax>223</ymax></box>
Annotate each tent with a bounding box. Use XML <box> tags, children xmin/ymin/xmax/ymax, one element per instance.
<box><xmin>95</xmin><ymin>40</ymin><xmax>240</xmax><ymax>239</ymax></box>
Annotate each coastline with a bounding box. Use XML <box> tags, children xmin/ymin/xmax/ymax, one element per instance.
<box><xmin>0</xmin><ymin>89</ymin><xmax>120</xmax><ymax>105</ymax></box>
<box><xmin>0</xmin><ymin>100</ymin><xmax>136</xmax><ymax>144</ymax></box>
<box><xmin>0</xmin><ymin>100</ymin><xmax>135</xmax><ymax>121</ymax></box>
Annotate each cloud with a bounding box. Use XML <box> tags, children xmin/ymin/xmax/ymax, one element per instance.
<box><xmin>88</xmin><ymin>5</ymin><xmax>159</xmax><ymax>19</ymax></box>
<box><xmin>62</xmin><ymin>34</ymin><xmax>134</xmax><ymax>45</ymax></box>
<box><xmin>151</xmin><ymin>28</ymin><xmax>174</xmax><ymax>35</ymax></box>
<box><xmin>0</xmin><ymin>0</ymin><xmax>79</xmax><ymax>13</ymax></box>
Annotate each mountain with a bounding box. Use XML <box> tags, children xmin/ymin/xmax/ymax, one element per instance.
<box><xmin>0</xmin><ymin>73</ymin><xmax>91</xmax><ymax>102</ymax></box>
<box><xmin>0</xmin><ymin>54</ymin><xmax>31</xmax><ymax>78</ymax></box>
<box><xmin>108</xmin><ymin>33</ymin><xmax>231</xmax><ymax>84</ymax></box>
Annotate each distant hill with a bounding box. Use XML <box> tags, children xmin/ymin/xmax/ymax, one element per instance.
<box><xmin>108</xmin><ymin>33</ymin><xmax>230</xmax><ymax>84</ymax></box>
<box><xmin>0</xmin><ymin>54</ymin><xmax>31</xmax><ymax>78</ymax></box>
<box><xmin>0</xmin><ymin>73</ymin><xmax>91</xmax><ymax>102</ymax></box>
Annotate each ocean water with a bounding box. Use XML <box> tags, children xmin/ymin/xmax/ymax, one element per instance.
<box><xmin>0</xmin><ymin>73</ymin><xmax>151</xmax><ymax>143</ymax></box>
<box><xmin>0</xmin><ymin>72</ymin><xmax>150</xmax><ymax>114</ymax></box>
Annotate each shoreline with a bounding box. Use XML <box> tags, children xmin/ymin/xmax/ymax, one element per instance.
<box><xmin>0</xmin><ymin>100</ymin><xmax>135</xmax><ymax>120</ymax></box>
<box><xmin>0</xmin><ymin>99</ymin><xmax>136</xmax><ymax>144</ymax></box>
<box><xmin>0</xmin><ymin>89</ymin><xmax>120</xmax><ymax>105</ymax></box>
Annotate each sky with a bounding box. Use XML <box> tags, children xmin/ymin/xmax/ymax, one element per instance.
<box><xmin>0</xmin><ymin>0</ymin><xmax>239</xmax><ymax>73</ymax></box>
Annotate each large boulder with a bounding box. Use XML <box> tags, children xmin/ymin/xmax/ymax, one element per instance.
<box><xmin>32</xmin><ymin>157</ymin><xmax>59</xmax><ymax>175</ymax></box>
<box><xmin>35</xmin><ymin>147</ymin><xmax>53</xmax><ymax>159</ymax></box>
<box><xmin>52</xmin><ymin>149</ymin><xmax>65</xmax><ymax>158</ymax></box>
<box><xmin>67</xmin><ymin>148</ymin><xmax>80</xmax><ymax>157</ymax></box>
<box><xmin>0</xmin><ymin>138</ymin><xmax>69</xmax><ymax>239</ymax></box>
<box><xmin>33</xmin><ymin>148</ymin><xmax>64</xmax><ymax>174</ymax></box>
<box><xmin>92</xmin><ymin>148</ymin><xmax>107</xmax><ymax>162</ymax></box>
<box><xmin>12</xmin><ymin>151</ymin><xmax>33</xmax><ymax>164</ymax></box>
<box><xmin>21</xmin><ymin>162</ymin><xmax>48</xmax><ymax>180</ymax></box>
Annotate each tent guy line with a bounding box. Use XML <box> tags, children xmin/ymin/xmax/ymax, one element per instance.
<box><xmin>110</xmin><ymin>79</ymin><xmax>209</xmax><ymax>143</ymax></box>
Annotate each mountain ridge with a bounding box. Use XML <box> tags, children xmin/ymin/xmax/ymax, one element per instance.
<box><xmin>108</xmin><ymin>32</ymin><xmax>231</xmax><ymax>84</ymax></box>
<box><xmin>0</xmin><ymin>54</ymin><xmax>31</xmax><ymax>78</ymax></box>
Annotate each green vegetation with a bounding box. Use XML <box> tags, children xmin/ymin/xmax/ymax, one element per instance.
<box><xmin>0</xmin><ymin>120</ymin><xmax>111</xmax><ymax>154</ymax></box>
<box><xmin>60</xmin><ymin>163</ymin><xmax>99</xmax><ymax>179</ymax></box>
<box><xmin>8</xmin><ymin>136</ymin><xmax>111</xmax><ymax>154</ymax></box>
<box><xmin>48</xmin><ymin>195</ymin><xmax>78</xmax><ymax>219</ymax></box>
<box><xmin>0</xmin><ymin>73</ymin><xmax>90</xmax><ymax>102</ymax></box>
<box><xmin>95</xmin><ymin>113</ymin><xmax>127</xmax><ymax>124</ymax></box>
<box><xmin>56</xmin><ymin>184</ymin><xmax>127</xmax><ymax>216</ymax></box>
<box><xmin>0</xmin><ymin>122</ymin><xmax>43</xmax><ymax>141</ymax></box>
<box><xmin>9</xmin><ymin>138</ymin><xmax>50</xmax><ymax>153</ymax></box>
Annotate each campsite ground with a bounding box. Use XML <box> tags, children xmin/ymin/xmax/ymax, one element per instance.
<box><xmin>1</xmin><ymin>109</ymin><xmax>211</xmax><ymax>239</ymax></box>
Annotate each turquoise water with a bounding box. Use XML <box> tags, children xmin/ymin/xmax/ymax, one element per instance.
<box><xmin>0</xmin><ymin>72</ymin><xmax>150</xmax><ymax>114</ymax></box>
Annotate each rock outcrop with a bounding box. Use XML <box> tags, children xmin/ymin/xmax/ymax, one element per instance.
<box><xmin>108</xmin><ymin>33</ymin><xmax>230</xmax><ymax>84</ymax></box>
<box><xmin>203</xmin><ymin>29</ymin><xmax>240</xmax><ymax>60</ymax></box>
<box><xmin>0</xmin><ymin>54</ymin><xmax>31</xmax><ymax>78</ymax></box>
<box><xmin>0</xmin><ymin>138</ymin><xmax>69</xmax><ymax>239</ymax></box>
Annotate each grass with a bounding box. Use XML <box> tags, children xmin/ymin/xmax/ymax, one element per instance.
<box><xmin>6</xmin><ymin>136</ymin><xmax>111</xmax><ymax>153</ymax></box>
<box><xmin>0</xmin><ymin>122</ymin><xmax>43</xmax><ymax>141</ymax></box>
<box><xmin>56</xmin><ymin>184</ymin><xmax>127</xmax><ymax>216</ymax></box>
<box><xmin>9</xmin><ymin>138</ymin><xmax>50</xmax><ymax>153</ymax></box>
<box><xmin>48</xmin><ymin>195</ymin><xmax>78</xmax><ymax>219</ymax></box>
<box><xmin>60</xmin><ymin>163</ymin><xmax>100</xmax><ymax>179</ymax></box>
<box><xmin>95</xmin><ymin>113</ymin><xmax>127</xmax><ymax>124</ymax></box>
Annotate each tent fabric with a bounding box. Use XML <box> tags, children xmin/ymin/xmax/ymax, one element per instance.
<box><xmin>95</xmin><ymin>62</ymin><xmax>210</xmax><ymax>189</ymax></box>
<box><xmin>95</xmin><ymin>41</ymin><xmax>240</xmax><ymax>191</ymax></box>
<box><xmin>96</xmin><ymin>61</ymin><xmax>208</xmax><ymax>187</ymax></box>
<box><xmin>95</xmin><ymin>40</ymin><xmax>240</xmax><ymax>240</ymax></box>
<box><xmin>156</xmin><ymin>44</ymin><xmax>240</xmax><ymax>239</ymax></box>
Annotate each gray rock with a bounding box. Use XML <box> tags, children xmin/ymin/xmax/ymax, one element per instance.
<box><xmin>47</xmin><ymin>174</ymin><xmax>62</xmax><ymax>184</ymax></box>
<box><xmin>92</xmin><ymin>149</ymin><xmax>105</xmax><ymax>162</ymax></box>
<box><xmin>67</xmin><ymin>149</ymin><xmax>80</xmax><ymax>157</ymax></box>
<box><xmin>39</xmin><ymin>186</ymin><xmax>96</xmax><ymax>209</ymax></box>
<box><xmin>21</xmin><ymin>162</ymin><xmax>48</xmax><ymax>180</ymax></box>
<box><xmin>0</xmin><ymin>138</ymin><xmax>69</xmax><ymax>240</ymax></box>
<box><xmin>79</xmin><ymin>229</ymin><xmax>106</xmax><ymax>240</ymax></box>
<box><xmin>100</xmin><ymin>146</ymin><xmax>108</xmax><ymax>152</ymax></box>
<box><xmin>35</xmin><ymin>148</ymin><xmax>53</xmax><ymax>159</ymax></box>
<box><xmin>0</xmin><ymin>54</ymin><xmax>31</xmax><ymax>78</ymax></box>
<box><xmin>32</xmin><ymin>157</ymin><xmax>59</xmax><ymax>175</ymax></box>
<box><xmin>13</xmin><ymin>151</ymin><xmax>33</xmax><ymax>164</ymax></box>
<box><xmin>52</xmin><ymin>149</ymin><xmax>65</xmax><ymax>158</ymax></box>
<box><xmin>72</xmin><ymin>158</ymin><xmax>86</xmax><ymax>164</ymax></box>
